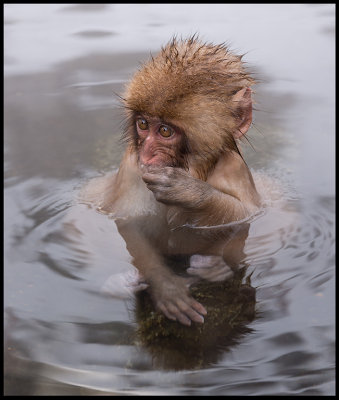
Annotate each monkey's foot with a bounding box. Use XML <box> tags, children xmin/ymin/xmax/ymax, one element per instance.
<box><xmin>187</xmin><ymin>255</ymin><xmax>234</xmax><ymax>282</ymax></box>
<box><xmin>101</xmin><ymin>268</ymin><xmax>148</xmax><ymax>299</ymax></box>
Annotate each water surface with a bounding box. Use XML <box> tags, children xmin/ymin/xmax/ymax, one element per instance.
<box><xmin>4</xmin><ymin>4</ymin><xmax>335</xmax><ymax>395</ymax></box>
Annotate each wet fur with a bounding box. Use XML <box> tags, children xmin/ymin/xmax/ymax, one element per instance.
<box><xmin>123</xmin><ymin>35</ymin><xmax>256</xmax><ymax>180</ymax></box>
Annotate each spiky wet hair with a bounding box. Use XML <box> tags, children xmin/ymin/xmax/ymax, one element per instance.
<box><xmin>123</xmin><ymin>35</ymin><xmax>255</xmax><ymax>179</ymax></box>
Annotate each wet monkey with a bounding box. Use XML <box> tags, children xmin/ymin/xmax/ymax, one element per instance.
<box><xmin>83</xmin><ymin>36</ymin><xmax>261</xmax><ymax>326</ymax></box>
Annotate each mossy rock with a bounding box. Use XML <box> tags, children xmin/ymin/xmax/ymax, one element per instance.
<box><xmin>134</xmin><ymin>267</ymin><xmax>256</xmax><ymax>370</ymax></box>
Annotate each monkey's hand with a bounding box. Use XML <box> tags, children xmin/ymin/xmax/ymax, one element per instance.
<box><xmin>148</xmin><ymin>274</ymin><xmax>207</xmax><ymax>326</ymax></box>
<box><xmin>142</xmin><ymin>166</ymin><xmax>212</xmax><ymax>209</ymax></box>
<box><xmin>142</xmin><ymin>166</ymin><xmax>250</xmax><ymax>225</ymax></box>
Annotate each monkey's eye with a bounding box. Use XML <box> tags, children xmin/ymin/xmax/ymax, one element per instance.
<box><xmin>136</xmin><ymin>118</ymin><xmax>148</xmax><ymax>130</ymax></box>
<box><xmin>158</xmin><ymin>125</ymin><xmax>173</xmax><ymax>138</ymax></box>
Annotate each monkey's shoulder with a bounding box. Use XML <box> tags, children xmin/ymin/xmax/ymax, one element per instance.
<box><xmin>78</xmin><ymin>172</ymin><xmax>116</xmax><ymax>207</ymax></box>
<box><xmin>207</xmin><ymin>151</ymin><xmax>261</xmax><ymax>211</ymax></box>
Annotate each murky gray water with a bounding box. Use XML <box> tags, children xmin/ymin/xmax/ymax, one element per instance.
<box><xmin>4</xmin><ymin>4</ymin><xmax>335</xmax><ymax>395</ymax></box>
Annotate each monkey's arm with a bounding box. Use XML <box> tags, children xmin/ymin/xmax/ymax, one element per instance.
<box><xmin>142</xmin><ymin>163</ymin><xmax>260</xmax><ymax>226</ymax></box>
<box><xmin>116</xmin><ymin>219</ymin><xmax>207</xmax><ymax>325</ymax></box>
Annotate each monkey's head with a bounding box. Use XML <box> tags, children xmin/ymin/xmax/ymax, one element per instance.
<box><xmin>123</xmin><ymin>36</ymin><xmax>255</xmax><ymax>179</ymax></box>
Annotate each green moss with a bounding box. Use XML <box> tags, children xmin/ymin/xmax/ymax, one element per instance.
<box><xmin>134</xmin><ymin>267</ymin><xmax>256</xmax><ymax>370</ymax></box>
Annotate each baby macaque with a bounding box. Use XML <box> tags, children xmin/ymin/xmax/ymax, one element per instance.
<box><xmin>84</xmin><ymin>36</ymin><xmax>261</xmax><ymax>326</ymax></box>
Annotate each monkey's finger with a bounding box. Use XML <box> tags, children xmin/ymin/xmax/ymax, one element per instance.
<box><xmin>139</xmin><ymin>164</ymin><xmax>164</xmax><ymax>174</ymax></box>
<box><xmin>143</xmin><ymin>165</ymin><xmax>167</xmax><ymax>173</ymax></box>
<box><xmin>143</xmin><ymin>183</ymin><xmax>168</xmax><ymax>197</ymax></box>
<box><xmin>142</xmin><ymin>174</ymin><xmax>161</xmax><ymax>185</ymax></box>
<box><xmin>157</xmin><ymin>303</ymin><xmax>177</xmax><ymax>322</ymax></box>
<box><xmin>189</xmin><ymin>298</ymin><xmax>208</xmax><ymax>317</ymax></box>
<box><xmin>141</xmin><ymin>172</ymin><xmax>155</xmax><ymax>182</ymax></box>
<box><xmin>176</xmin><ymin>298</ymin><xmax>206</xmax><ymax>324</ymax></box>
<box><xmin>142</xmin><ymin>172</ymin><xmax>171</xmax><ymax>186</ymax></box>
<box><xmin>176</xmin><ymin>313</ymin><xmax>193</xmax><ymax>326</ymax></box>
<box><xmin>166</xmin><ymin>304</ymin><xmax>194</xmax><ymax>326</ymax></box>
<box><xmin>158</xmin><ymin>302</ymin><xmax>192</xmax><ymax>326</ymax></box>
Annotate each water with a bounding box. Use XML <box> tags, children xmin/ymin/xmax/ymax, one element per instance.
<box><xmin>4</xmin><ymin>4</ymin><xmax>335</xmax><ymax>395</ymax></box>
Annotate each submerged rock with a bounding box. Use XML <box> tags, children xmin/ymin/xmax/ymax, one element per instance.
<box><xmin>134</xmin><ymin>267</ymin><xmax>256</xmax><ymax>370</ymax></box>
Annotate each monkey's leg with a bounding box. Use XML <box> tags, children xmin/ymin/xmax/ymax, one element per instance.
<box><xmin>187</xmin><ymin>255</ymin><xmax>234</xmax><ymax>282</ymax></box>
<box><xmin>116</xmin><ymin>221</ymin><xmax>207</xmax><ymax>326</ymax></box>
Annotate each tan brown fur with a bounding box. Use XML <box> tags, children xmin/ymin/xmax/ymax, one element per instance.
<box><xmin>82</xmin><ymin>37</ymin><xmax>261</xmax><ymax>326</ymax></box>
<box><xmin>123</xmin><ymin>35</ymin><xmax>256</xmax><ymax>179</ymax></box>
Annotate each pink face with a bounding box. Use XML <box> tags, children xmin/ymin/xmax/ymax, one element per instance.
<box><xmin>135</xmin><ymin>115</ymin><xmax>183</xmax><ymax>167</ymax></box>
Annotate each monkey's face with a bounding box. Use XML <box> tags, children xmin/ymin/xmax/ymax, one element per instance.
<box><xmin>134</xmin><ymin>115</ymin><xmax>188</xmax><ymax>169</ymax></box>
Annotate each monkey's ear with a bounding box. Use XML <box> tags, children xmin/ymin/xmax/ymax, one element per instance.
<box><xmin>232</xmin><ymin>87</ymin><xmax>252</xmax><ymax>139</ymax></box>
